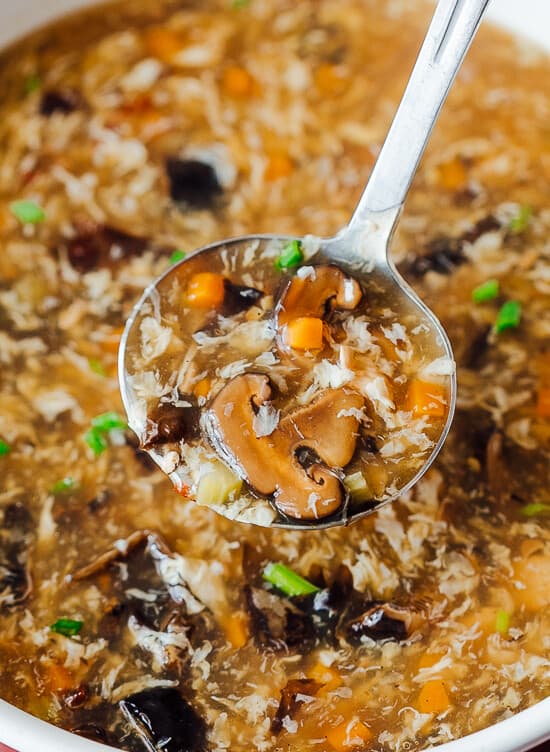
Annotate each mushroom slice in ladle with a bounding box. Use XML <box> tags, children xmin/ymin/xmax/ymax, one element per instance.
<box><xmin>203</xmin><ymin>372</ymin><xmax>364</xmax><ymax>520</ymax></box>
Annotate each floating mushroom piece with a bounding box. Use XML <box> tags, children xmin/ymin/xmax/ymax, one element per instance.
<box><xmin>165</xmin><ymin>158</ymin><xmax>223</xmax><ymax>209</ymax></box>
<box><xmin>203</xmin><ymin>372</ymin><xmax>364</xmax><ymax>520</ymax></box>
<box><xmin>345</xmin><ymin>601</ymin><xmax>427</xmax><ymax>644</ymax></box>
<box><xmin>120</xmin><ymin>687</ymin><xmax>207</xmax><ymax>752</ymax></box>
<box><xmin>274</xmin><ymin>264</ymin><xmax>362</xmax><ymax>355</ymax></box>
<box><xmin>244</xmin><ymin>585</ymin><xmax>316</xmax><ymax>653</ymax></box>
<box><xmin>271</xmin><ymin>678</ymin><xmax>321</xmax><ymax>734</ymax></box>
<box><xmin>0</xmin><ymin>501</ymin><xmax>32</xmax><ymax>608</ymax></box>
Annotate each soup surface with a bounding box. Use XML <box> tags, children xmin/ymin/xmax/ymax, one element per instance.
<box><xmin>0</xmin><ymin>0</ymin><xmax>549</xmax><ymax>750</ymax></box>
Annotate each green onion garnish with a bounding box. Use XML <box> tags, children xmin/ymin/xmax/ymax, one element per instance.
<box><xmin>169</xmin><ymin>249</ymin><xmax>186</xmax><ymax>265</ymax></box>
<box><xmin>509</xmin><ymin>205</ymin><xmax>532</xmax><ymax>234</ymax></box>
<box><xmin>84</xmin><ymin>427</ymin><xmax>108</xmax><ymax>456</ymax></box>
<box><xmin>495</xmin><ymin>609</ymin><xmax>510</xmax><ymax>635</ymax></box>
<box><xmin>275</xmin><ymin>240</ymin><xmax>304</xmax><ymax>271</ymax></box>
<box><xmin>24</xmin><ymin>73</ymin><xmax>41</xmax><ymax>94</ymax></box>
<box><xmin>232</xmin><ymin>0</ymin><xmax>250</xmax><ymax>8</ymax></box>
<box><xmin>50</xmin><ymin>477</ymin><xmax>79</xmax><ymax>495</ymax></box>
<box><xmin>89</xmin><ymin>358</ymin><xmax>106</xmax><ymax>377</ymax></box>
<box><xmin>521</xmin><ymin>502</ymin><xmax>550</xmax><ymax>517</ymax></box>
<box><xmin>472</xmin><ymin>279</ymin><xmax>499</xmax><ymax>304</ymax></box>
<box><xmin>10</xmin><ymin>200</ymin><xmax>46</xmax><ymax>225</ymax></box>
<box><xmin>494</xmin><ymin>300</ymin><xmax>521</xmax><ymax>333</ymax></box>
<box><xmin>91</xmin><ymin>411</ymin><xmax>127</xmax><ymax>432</ymax></box>
<box><xmin>51</xmin><ymin>618</ymin><xmax>83</xmax><ymax>637</ymax></box>
<box><xmin>263</xmin><ymin>562</ymin><xmax>319</xmax><ymax>597</ymax></box>
<box><xmin>0</xmin><ymin>440</ymin><xmax>11</xmax><ymax>456</ymax></box>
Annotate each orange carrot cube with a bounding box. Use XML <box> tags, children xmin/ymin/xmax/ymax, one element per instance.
<box><xmin>223</xmin><ymin>612</ymin><xmax>249</xmax><ymax>648</ymax></box>
<box><xmin>284</xmin><ymin>317</ymin><xmax>324</xmax><ymax>350</ymax></box>
<box><xmin>264</xmin><ymin>153</ymin><xmax>294</xmax><ymax>181</ymax></box>
<box><xmin>144</xmin><ymin>27</ymin><xmax>183</xmax><ymax>64</ymax></box>
<box><xmin>536</xmin><ymin>388</ymin><xmax>550</xmax><ymax>418</ymax></box>
<box><xmin>416</xmin><ymin>679</ymin><xmax>450</xmax><ymax>714</ymax></box>
<box><xmin>308</xmin><ymin>662</ymin><xmax>343</xmax><ymax>692</ymax></box>
<box><xmin>186</xmin><ymin>273</ymin><xmax>225</xmax><ymax>309</ymax></box>
<box><xmin>407</xmin><ymin>380</ymin><xmax>447</xmax><ymax>417</ymax></box>
<box><xmin>326</xmin><ymin>720</ymin><xmax>373</xmax><ymax>751</ymax></box>
<box><xmin>222</xmin><ymin>66</ymin><xmax>254</xmax><ymax>97</ymax></box>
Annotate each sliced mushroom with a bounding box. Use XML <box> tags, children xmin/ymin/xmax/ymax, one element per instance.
<box><xmin>166</xmin><ymin>158</ymin><xmax>223</xmax><ymax>209</ymax></box>
<box><xmin>345</xmin><ymin>601</ymin><xmax>427</xmax><ymax>644</ymax></box>
<box><xmin>203</xmin><ymin>373</ymin><xmax>364</xmax><ymax>519</ymax></box>
<box><xmin>244</xmin><ymin>585</ymin><xmax>316</xmax><ymax>653</ymax></box>
<box><xmin>271</xmin><ymin>678</ymin><xmax>321</xmax><ymax>734</ymax></box>
<box><xmin>275</xmin><ymin>265</ymin><xmax>362</xmax><ymax>354</ymax></box>
<box><xmin>120</xmin><ymin>687</ymin><xmax>207</xmax><ymax>752</ymax></box>
<box><xmin>0</xmin><ymin>501</ymin><xmax>32</xmax><ymax>608</ymax></box>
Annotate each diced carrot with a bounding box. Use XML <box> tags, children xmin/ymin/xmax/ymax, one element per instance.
<box><xmin>99</xmin><ymin>326</ymin><xmax>125</xmax><ymax>355</ymax></box>
<box><xmin>174</xmin><ymin>484</ymin><xmax>190</xmax><ymax>498</ymax></box>
<box><xmin>407</xmin><ymin>380</ymin><xmax>447</xmax><ymax>418</ymax></box>
<box><xmin>418</xmin><ymin>652</ymin><xmax>443</xmax><ymax>669</ymax></box>
<box><xmin>416</xmin><ymin>679</ymin><xmax>450</xmax><ymax>714</ymax></box>
<box><xmin>314</xmin><ymin>63</ymin><xmax>347</xmax><ymax>94</ymax></box>
<box><xmin>308</xmin><ymin>662</ymin><xmax>343</xmax><ymax>692</ymax></box>
<box><xmin>223</xmin><ymin>612</ymin><xmax>249</xmax><ymax>648</ymax></box>
<box><xmin>264</xmin><ymin>153</ymin><xmax>294</xmax><ymax>181</ymax></box>
<box><xmin>194</xmin><ymin>378</ymin><xmax>211</xmax><ymax>399</ymax></box>
<box><xmin>186</xmin><ymin>273</ymin><xmax>225</xmax><ymax>309</ymax></box>
<box><xmin>144</xmin><ymin>27</ymin><xmax>183</xmax><ymax>64</ymax></box>
<box><xmin>43</xmin><ymin>663</ymin><xmax>75</xmax><ymax>693</ymax></box>
<box><xmin>536</xmin><ymin>388</ymin><xmax>550</xmax><ymax>418</ymax></box>
<box><xmin>513</xmin><ymin>554</ymin><xmax>550</xmax><ymax>610</ymax></box>
<box><xmin>222</xmin><ymin>66</ymin><xmax>254</xmax><ymax>97</ymax></box>
<box><xmin>436</xmin><ymin>156</ymin><xmax>467</xmax><ymax>190</ymax></box>
<box><xmin>326</xmin><ymin>719</ymin><xmax>373</xmax><ymax>751</ymax></box>
<box><xmin>284</xmin><ymin>317</ymin><xmax>324</xmax><ymax>350</ymax></box>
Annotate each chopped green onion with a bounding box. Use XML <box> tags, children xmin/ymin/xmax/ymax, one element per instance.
<box><xmin>521</xmin><ymin>502</ymin><xmax>550</xmax><ymax>517</ymax></box>
<box><xmin>275</xmin><ymin>239</ymin><xmax>304</xmax><ymax>271</ymax></box>
<box><xmin>495</xmin><ymin>609</ymin><xmax>510</xmax><ymax>635</ymax></box>
<box><xmin>0</xmin><ymin>439</ymin><xmax>11</xmax><ymax>457</ymax></box>
<box><xmin>91</xmin><ymin>411</ymin><xmax>127</xmax><ymax>432</ymax></box>
<box><xmin>10</xmin><ymin>200</ymin><xmax>46</xmax><ymax>225</ymax></box>
<box><xmin>509</xmin><ymin>205</ymin><xmax>532</xmax><ymax>234</ymax></box>
<box><xmin>84</xmin><ymin>427</ymin><xmax>108</xmax><ymax>456</ymax></box>
<box><xmin>169</xmin><ymin>249</ymin><xmax>186</xmax><ymax>265</ymax></box>
<box><xmin>50</xmin><ymin>477</ymin><xmax>79</xmax><ymax>495</ymax></box>
<box><xmin>472</xmin><ymin>279</ymin><xmax>499</xmax><ymax>304</ymax></box>
<box><xmin>232</xmin><ymin>0</ymin><xmax>250</xmax><ymax>8</ymax></box>
<box><xmin>24</xmin><ymin>73</ymin><xmax>41</xmax><ymax>94</ymax></box>
<box><xmin>494</xmin><ymin>300</ymin><xmax>521</xmax><ymax>333</ymax></box>
<box><xmin>263</xmin><ymin>562</ymin><xmax>319</xmax><ymax>597</ymax></box>
<box><xmin>89</xmin><ymin>358</ymin><xmax>106</xmax><ymax>377</ymax></box>
<box><xmin>51</xmin><ymin>618</ymin><xmax>83</xmax><ymax>637</ymax></box>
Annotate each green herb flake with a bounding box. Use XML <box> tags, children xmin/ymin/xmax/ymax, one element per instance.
<box><xmin>472</xmin><ymin>279</ymin><xmax>499</xmax><ymax>304</ymax></box>
<box><xmin>521</xmin><ymin>502</ymin><xmax>550</xmax><ymax>518</ymax></box>
<box><xmin>263</xmin><ymin>562</ymin><xmax>319</xmax><ymax>597</ymax></box>
<box><xmin>494</xmin><ymin>300</ymin><xmax>521</xmax><ymax>333</ymax></box>
<box><xmin>51</xmin><ymin>618</ymin><xmax>83</xmax><ymax>637</ymax></box>
<box><xmin>24</xmin><ymin>73</ymin><xmax>41</xmax><ymax>94</ymax></box>
<box><xmin>169</xmin><ymin>249</ymin><xmax>186</xmax><ymax>265</ymax></box>
<box><xmin>495</xmin><ymin>609</ymin><xmax>510</xmax><ymax>635</ymax></box>
<box><xmin>509</xmin><ymin>205</ymin><xmax>533</xmax><ymax>234</ymax></box>
<box><xmin>10</xmin><ymin>200</ymin><xmax>46</xmax><ymax>225</ymax></box>
<box><xmin>0</xmin><ymin>439</ymin><xmax>11</xmax><ymax>457</ymax></box>
<box><xmin>275</xmin><ymin>239</ymin><xmax>303</xmax><ymax>271</ymax></box>
<box><xmin>84</xmin><ymin>427</ymin><xmax>108</xmax><ymax>456</ymax></box>
<box><xmin>50</xmin><ymin>477</ymin><xmax>79</xmax><ymax>495</ymax></box>
<box><xmin>89</xmin><ymin>358</ymin><xmax>106</xmax><ymax>377</ymax></box>
<box><xmin>91</xmin><ymin>411</ymin><xmax>127</xmax><ymax>432</ymax></box>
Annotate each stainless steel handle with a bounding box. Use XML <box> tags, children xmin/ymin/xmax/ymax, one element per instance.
<box><xmin>349</xmin><ymin>0</ymin><xmax>490</xmax><ymax>226</ymax></box>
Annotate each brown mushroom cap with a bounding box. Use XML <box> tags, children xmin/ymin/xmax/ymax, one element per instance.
<box><xmin>203</xmin><ymin>372</ymin><xmax>364</xmax><ymax>520</ymax></box>
<box><xmin>275</xmin><ymin>264</ymin><xmax>362</xmax><ymax>354</ymax></box>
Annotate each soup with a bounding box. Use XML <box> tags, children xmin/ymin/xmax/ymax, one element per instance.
<box><xmin>122</xmin><ymin>241</ymin><xmax>452</xmax><ymax>526</ymax></box>
<box><xmin>0</xmin><ymin>0</ymin><xmax>549</xmax><ymax>750</ymax></box>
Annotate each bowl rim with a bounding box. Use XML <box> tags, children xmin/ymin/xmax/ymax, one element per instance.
<box><xmin>0</xmin><ymin>0</ymin><xmax>549</xmax><ymax>750</ymax></box>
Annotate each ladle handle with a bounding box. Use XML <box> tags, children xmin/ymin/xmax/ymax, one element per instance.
<box><xmin>349</xmin><ymin>0</ymin><xmax>490</xmax><ymax>225</ymax></box>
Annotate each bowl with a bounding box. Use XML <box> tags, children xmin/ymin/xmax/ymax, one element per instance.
<box><xmin>0</xmin><ymin>1</ymin><xmax>549</xmax><ymax>751</ymax></box>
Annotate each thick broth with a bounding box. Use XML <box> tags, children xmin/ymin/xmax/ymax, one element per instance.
<box><xmin>0</xmin><ymin>1</ymin><xmax>549</xmax><ymax>750</ymax></box>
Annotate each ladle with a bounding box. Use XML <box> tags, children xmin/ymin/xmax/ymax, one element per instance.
<box><xmin>120</xmin><ymin>0</ymin><xmax>490</xmax><ymax>529</ymax></box>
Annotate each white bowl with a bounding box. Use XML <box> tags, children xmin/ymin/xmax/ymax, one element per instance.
<box><xmin>0</xmin><ymin>2</ymin><xmax>549</xmax><ymax>751</ymax></box>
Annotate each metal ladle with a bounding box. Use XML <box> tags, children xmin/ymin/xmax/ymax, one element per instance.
<box><xmin>120</xmin><ymin>0</ymin><xmax>489</xmax><ymax>529</ymax></box>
